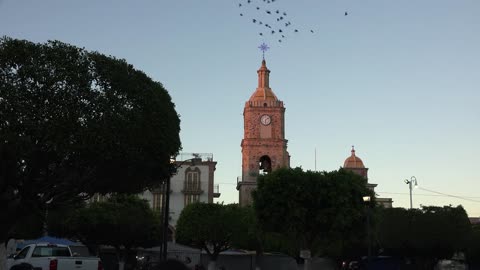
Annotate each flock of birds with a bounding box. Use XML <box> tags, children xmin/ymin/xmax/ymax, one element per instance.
<box><xmin>236</xmin><ymin>0</ymin><xmax>348</xmax><ymax>44</ymax></box>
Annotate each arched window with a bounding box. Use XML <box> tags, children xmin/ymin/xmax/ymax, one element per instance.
<box><xmin>184</xmin><ymin>167</ymin><xmax>202</xmax><ymax>206</ymax></box>
<box><xmin>185</xmin><ymin>168</ymin><xmax>200</xmax><ymax>190</ymax></box>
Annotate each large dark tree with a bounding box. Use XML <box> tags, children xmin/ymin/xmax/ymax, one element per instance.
<box><xmin>176</xmin><ymin>203</ymin><xmax>248</xmax><ymax>270</ymax></box>
<box><xmin>253</xmin><ymin>167</ymin><xmax>374</xmax><ymax>268</ymax></box>
<box><xmin>377</xmin><ymin>205</ymin><xmax>472</xmax><ymax>267</ymax></box>
<box><xmin>0</xmin><ymin>36</ymin><xmax>181</xmax><ymax>267</ymax></box>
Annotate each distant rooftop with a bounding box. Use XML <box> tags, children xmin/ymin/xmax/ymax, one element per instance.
<box><xmin>175</xmin><ymin>152</ymin><xmax>214</xmax><ymax>162</ymax></box>
<box><xmin>469</xmin><ymin>217</ymin><xmax>480</xmax><ymax>225</ymax></box>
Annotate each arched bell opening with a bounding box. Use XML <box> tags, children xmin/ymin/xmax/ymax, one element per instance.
<box><xmin>259</xmin><ymin>155</ymin><xmax>272</xmax><ymax>174</ymax></box>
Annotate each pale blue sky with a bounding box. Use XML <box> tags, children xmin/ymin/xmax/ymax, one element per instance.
<box><xmin>1</xmin><ymin>0</ymin><xmax>479</xmax><ymax>216</ymax></box>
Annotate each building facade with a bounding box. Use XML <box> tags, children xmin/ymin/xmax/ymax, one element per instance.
<box><xmin>237</xmin><ymin>60</ymin><xmax>290</xmax><ymax>206</ymax></box>
<box><xmin>140</xmin><ymin>153</ymin><xmax>220</xmax><ymax>227</ymax></box>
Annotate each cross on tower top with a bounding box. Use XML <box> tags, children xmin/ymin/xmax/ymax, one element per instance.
<box><xmin>258</xmin><ymin>43</ymin><xmax>270</xmax><ymax>60</ymax></box>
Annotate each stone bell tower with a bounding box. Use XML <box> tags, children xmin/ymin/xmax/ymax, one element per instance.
<box><xmin>237</xmin><ymin>59</ymin><xmax>290</xmax><ymax>206</ymax></box>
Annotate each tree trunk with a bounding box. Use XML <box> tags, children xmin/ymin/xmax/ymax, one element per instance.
<box><xmin>303</xmin><ymin>258</ymin><xmax>311</xmax><ymax>270</ymax></box>
<box><xmin>123</xmin><ymin>246</ymin><xmax>132</xmax><ymax>270</ymax></box>
<box><xmin>207</xmin><ymin>260</ymin><xmax>216</xmax><ymax>270</ymax></box>
<box><xmin>255</xmin><ymin>247</ymin><xmax>263</xmax><ymax>270</ymax></box>
<box><xmin>0</xmin><ymin>243</ymin><xmax>7</xmax><ymax>270</ymax></box>
<box><xmin>115</xmin><ymin>246</ymin><xmax>124</xmax><ymax>270</ymax></box>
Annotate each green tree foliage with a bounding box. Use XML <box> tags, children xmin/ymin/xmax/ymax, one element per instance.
<box><xmin>47</xmin><ymin>200</ymin><xmax>87</xmax><ymax>240</ymax></box>
<box><xmin>231</xmin><ymin>206</ymin><xmax>297</xmax><ymax>269</ymax></box>
<box><xmin>59</xmin><ymin>194</ymin><xmax>161</xmax><ymax>262</ymax></box>
<box><xmin>231</xmin><ymin>206</ymin><xmax>296</xmax><ymax>256</ymax></box>
<box><xmin>377</xmin><ymin>205</ymin><xmax>472</xmax><ymax>260</ymax></box>
<box><xmin>467</xmin><ymin>224</ymin><xmax>480</xmax><ymax>265</ymax></box>
<box><xmin>176</xmin><ymin>203</ymin><xmax>247</xmax><ymax>262</ymax></box>
<box><xmin>0</xmin><ymin>37</ymin><xmax>181</xmax><ymax>244</ymax></box>
<box><xmin>229</xmin><ymin>206</ymin><xmax>258</xmax><ymax>251</ymax></box>
<box><xmin>253</xmin><ymin>167</ymin><xmax>374</xmax><ymax>258</ymax></box>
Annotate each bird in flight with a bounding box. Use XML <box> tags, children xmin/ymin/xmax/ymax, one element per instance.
<box><xmin>235</xmin><ymin>0</ymin><xmax>322</xmax><ymax>44</ymax></box>
<box><xmin>345</xmin><ymin>11</ymin><xmax>348</xmax><ymax>16</ymax></box>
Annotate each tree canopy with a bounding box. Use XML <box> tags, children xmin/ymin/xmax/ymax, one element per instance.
<box><xmin>253</xmin><ymin>167</ymin><xmax>374</xmax><ymax>258</ymax></box>
<box><xmin>377</xmin><ymin>205</ymin><xmax>472</xmax><ymax>260</ymax></box>
<box><xmin>64</xmin><ymin>194</ymin><xmax>161</xmax><ymax>250</ymax></box>
<box><xmin>0</xmin><ymin>37</ymin><xmax>181</xmax><ymax>244</ymax></box>
<box><xmin>176</xmin><ymin>203</ymin><xmax>248</xmax><ymax>262</ymax></box>
<box><xmin>47</xmin><ymin>194</ymin><xmax>161</xmax><ymax>269</ymax></box>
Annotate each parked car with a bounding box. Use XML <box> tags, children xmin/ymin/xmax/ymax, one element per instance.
<box><xmin>7</xmin><ymin>243</ymin><xmax>102</xmax><ymax>270</ymax></box>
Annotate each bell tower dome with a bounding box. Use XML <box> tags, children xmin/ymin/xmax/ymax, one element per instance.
<box><xmin>237</xmin><ymin>59</ymin><xmax>290</xmax><ymax>206</ymax></box>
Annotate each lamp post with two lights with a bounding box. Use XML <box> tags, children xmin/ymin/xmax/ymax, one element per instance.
<box><xmin>404</xmin><ymin>176</ymin><xmax>418</xmax><ymax>209</ymax></box>
<box><xmin>362</xmin><ymin>196</ymin><xmax>373</xmax><ymax>266</ymax></box>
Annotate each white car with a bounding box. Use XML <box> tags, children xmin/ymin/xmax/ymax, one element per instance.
<box><xmin>7</xmin><ymin>243</ymin><xmax>102</xmax><ymax>270</ymax></box>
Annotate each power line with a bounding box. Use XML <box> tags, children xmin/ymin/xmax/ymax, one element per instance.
<box><xmin>378</xmin><ymin>191</ymin><xmax>451</xmax><ymax>197</ymax></box>
<box><xmin>417</xmin><ymin>186</ymin><xmax>480</xmax><ymax>203</ymax></box>
<box><xmin>377</xmin><ymin>191</ymin><xmax>480</xmax><ymax>198</ymax></box>
<box><xmin>377</xmin><ymin>189</ymin><xmax>480</xmax><ymax>203</ymax></box>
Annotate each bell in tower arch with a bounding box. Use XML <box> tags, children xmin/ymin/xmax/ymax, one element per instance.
<box><xmin>259</xmin><ymin>155</ymin><xmax>272</xmax><ymax>173</ymax></box>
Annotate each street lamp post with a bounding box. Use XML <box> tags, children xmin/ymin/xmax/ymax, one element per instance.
<box><xmin>161</xmin><ymin>173</ymin><xmax>172</xmax><ymax>261</ymax></box>
<box><xmin>43</xmin><ymin>198</ymin><xmax>53</xmax><ymax>236</ymax></box>
<box><xmin>161</xmin><ymin>157</ymin><xmax>197</xmax><ymax>261</ymax></box>
<box><xmin>363</xmin><ymin>196</ymin><xmax>372</xmax><ymax>267</ymax></box>
<box><xmin>404</xmin><ymin>176</ymin><xmax>418</xmax><ymax>209</ymax></box>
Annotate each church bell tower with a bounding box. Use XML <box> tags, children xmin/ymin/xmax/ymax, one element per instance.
<box><xmin>237</xmin><ymin>59</ymin><xmax>290</xmax><ymax>206</ymax></box>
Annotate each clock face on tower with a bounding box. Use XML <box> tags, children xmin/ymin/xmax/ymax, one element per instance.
<box><xmin>260</xmin><ymin>114</ymin><xmax>271</xmax><ymax>126</ymax></box>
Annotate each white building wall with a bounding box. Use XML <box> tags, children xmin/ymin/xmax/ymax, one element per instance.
<box><xmin>139</xmin><ymin>161</ymin><xmax>217</xmax><ymax>228</ymax></box>
<box><xmin>169</xmin><ymin>164</ymin><xmax>211</xmax><ymax>226</ymax></box>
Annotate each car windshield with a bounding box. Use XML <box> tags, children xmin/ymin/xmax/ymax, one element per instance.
<box><xmin>31</xmin><ymin>247</ymin><xmax>70</xmax><ymax>257</ymax></box>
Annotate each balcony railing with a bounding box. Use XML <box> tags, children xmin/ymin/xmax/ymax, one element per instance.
<box><xmin>213</xmin><ymin>184</ymin><xmax>220</xmax><ymax>198</ymax></box>
<box><xmin>175</xmin><ymin>152</ymin><xmax>214</xmax><ymax>162</ymax></box>
<box><xmin>182</xmin><ymin>181</ymin><xmax>203</xmax><ymax>195</ymax></box>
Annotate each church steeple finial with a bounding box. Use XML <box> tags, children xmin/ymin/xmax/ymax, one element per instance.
<box><xmin>351</xmin><ymin>145</ymin><xmax>356</xmax><ymax>156</ymax></box>
<box><xmin>257</xmin><ymin>43</ymin><xmax>270</xmax><ymax>88</ymax></box>
<box><xmin>258</xmin><ymin>42</ymin><xmax>269</xmax><ymax>60</ymax></box>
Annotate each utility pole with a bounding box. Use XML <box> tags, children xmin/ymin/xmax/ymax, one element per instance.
<box><xmin>404</xmin><ymin>176</ymin><xmax>417</xmax><ymax>209</ymax></box>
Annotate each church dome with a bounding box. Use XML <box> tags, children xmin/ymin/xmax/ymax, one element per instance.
<box><xmin>249</xmin><ymin>88</ymin><xmax>278</xmax><ymax>101</ymax></box>
<box><xmin>343</xmin><ymin>146</ymin><xmax>365</xmax><ymax>168</ymax></box>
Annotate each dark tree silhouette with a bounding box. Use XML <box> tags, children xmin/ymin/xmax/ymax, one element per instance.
<box><xmin>0</xmin><ymin>37</ymin><xmax>181</xmax><ymax>262</ymax></box>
